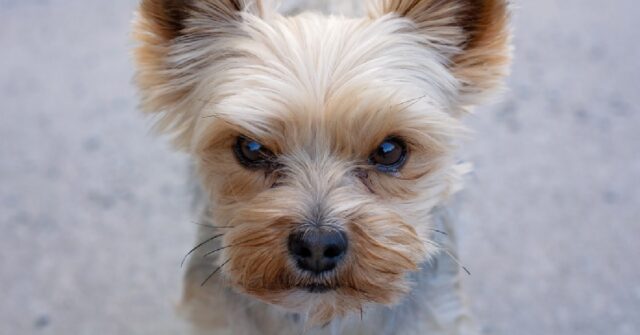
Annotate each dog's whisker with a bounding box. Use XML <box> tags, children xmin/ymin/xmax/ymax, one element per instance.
<box><xmin>199</xmin><ymin>113</ymin><xmax>242</xmax><ymax>130</ymax></box>
<box><xmin>201</xmin><ymin>114</ymin><xmax>219</xmax><ymax>119</ymax></box>
<box><xmin>429</xmin><ymin>228</ymin><xmax>448</xmax><ymax>236</ymax></box>
<box><xmin>181</xmin><ymin>234</ymin><xmax>225</xmax><ymax>268</ymax></box>
<box><xmin>443</xmin><ymin>249</ymin><xmax>471</xmax><ymax>276</ymax></box>
<box><xmin>191</xmin><ymin>221</ymin><xmax>234</xmax><ymax>229</ymax></box>
<box><xmin>204</xmin><ymin>236</ymin><xmax>279</xmax><ymax>265</ymax></box>
<box><xmin>426</xmin><ymin>240</ymin><xmax>471</xmax><ymax>276</ymax></box>
<box><xmin>201</xmin><ymin>258</ymin><xmax>231</xmax><ymax>286</ymax></box>
<box><xmin>203</xmin><ymin>245</ymin><xmax>233</xmax><ymax>257</ymax></box>
<box><xmin>397</xmin><ymin>94</ymin><xmax>428</xmax><ymax>106</ymax></box>
<box><xmin>201</xmin><ymin>237</ymin><xmax>272</xmax><ymax>259</ymax></box>
<box><xmin>395</xmin><ymin>94</ymin><xmax>430</xmax><ymax>113</ymax></box>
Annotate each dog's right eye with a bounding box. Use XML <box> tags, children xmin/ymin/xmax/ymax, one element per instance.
<box><xmin>234</xmin><ymin>136</ymin><xmax>275</xmax><ymax>169</ymax></box>
<box><xmin>369</xmin><ymin>137</ymin><xmax>407</xmax><ymax>173</ymax></box>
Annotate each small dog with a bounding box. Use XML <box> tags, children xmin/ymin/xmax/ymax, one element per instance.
<box><xmin>133</xmin><ymin>0</ymin><xmax>511</xmax><ymax>334</ymax></box>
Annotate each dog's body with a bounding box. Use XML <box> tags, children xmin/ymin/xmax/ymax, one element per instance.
<box><xmin>133</xmin><ymin>0</ymin><xmax>510</xmax><ymax>334</ymax></box>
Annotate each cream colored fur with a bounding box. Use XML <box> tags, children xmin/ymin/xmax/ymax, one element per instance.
<box><xmin>132</xmin><ymin>0</ymin><xmax>511</xmax><ymax>334</ymax></box>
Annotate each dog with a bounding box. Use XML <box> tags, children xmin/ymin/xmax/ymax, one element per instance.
<box><xmin>133</xmin><ymin>0</ymin><xmax>511</xmax><ymax>334</ymax></box>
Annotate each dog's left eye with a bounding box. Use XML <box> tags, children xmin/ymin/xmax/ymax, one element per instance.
<box><xmin>234</xmin><ymin>136</ymin><xmax>275</xmax><ymax>168</ymax></box>
<box><xmin>369</xmin><ymin>137</ymin><xmax>407</xmax><ymax>172</ymax></box>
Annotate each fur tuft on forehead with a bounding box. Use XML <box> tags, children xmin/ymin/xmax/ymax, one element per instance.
<box><xmin>191</xmin><ymin>14</ymin><xmax>463</xmax><ymax>151</ymax></box>
<box><xmin>133</xmin><ymin>0</ymin><xmax>510</xmax><ymax>151</ymax></box>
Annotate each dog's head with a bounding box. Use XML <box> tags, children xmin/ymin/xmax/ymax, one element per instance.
<box><xmin>134</xmin><ymin>0</ymin><xmax>510</xmax><ymax>325</ymax></box>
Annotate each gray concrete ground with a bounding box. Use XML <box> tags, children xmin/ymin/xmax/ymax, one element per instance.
<box><xmin>1</xmin><ymin>1</ymin><xmax>638</xmax><ymax>334</ymax></box>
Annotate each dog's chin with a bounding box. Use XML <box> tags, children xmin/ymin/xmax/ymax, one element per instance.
<box><xmin>299</xmin><ymin>283</ymin><xmax>336</xmax><ymax>294</ymax></box>
<box><xmin>237</xmin><ymin>278</ymin><xmax>411</xmax><ymax>326</ymax></box>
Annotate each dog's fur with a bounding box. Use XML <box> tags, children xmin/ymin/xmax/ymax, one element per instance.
<box><xmin>133</xmin><ymin>0</ymin><xmax>511</xmax><ymax>334</ymax></box>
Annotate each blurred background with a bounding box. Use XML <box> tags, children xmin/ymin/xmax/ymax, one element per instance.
<box><xmin>1</xmin><ymin>0</ymin><xmax>638</xmax><ymax>334</ymax></box>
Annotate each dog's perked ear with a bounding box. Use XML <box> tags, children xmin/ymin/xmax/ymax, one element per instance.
<box><xmin>133</xmin><ymin>0</ymin><xmax>262</xmax><ymax>148</ymax></box>
<box><xmin>370</xmin><ymin>0</ymin><xmax>511</xmax><ymax>114</ymax></box>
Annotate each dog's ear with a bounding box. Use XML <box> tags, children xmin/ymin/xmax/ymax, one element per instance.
<box><xmin>133</xmin><ymin>0</ymin><xmax>261</xmax><ymax>148</ymax></box>
<box><xmin>370</xmin><ymin>0</ymin><xmax>511</xmax><ymax>112</ymax></box>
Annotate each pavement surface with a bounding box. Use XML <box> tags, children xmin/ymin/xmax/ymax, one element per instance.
<box><xmin>1</xmin><ymin>1</ymin><xmax>639</xmax><ymax>334</ymax></box>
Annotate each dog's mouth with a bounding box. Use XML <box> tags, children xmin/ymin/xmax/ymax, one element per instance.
<box><xmin>300</xmin><ymin>283</ymin><xmax>336</xmax><ymax>293</ymax></box>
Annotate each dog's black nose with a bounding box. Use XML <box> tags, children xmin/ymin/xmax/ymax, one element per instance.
<box><xmin>288</xmin><ymin>229</ymin><xmax>348</xmax><ymax>274</ymax></box>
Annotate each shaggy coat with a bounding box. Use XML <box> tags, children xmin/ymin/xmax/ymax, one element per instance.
<box><xmin>133</xmin><ymin>0</ymin><xmax>511</xmax><ymax>334</ymax></box>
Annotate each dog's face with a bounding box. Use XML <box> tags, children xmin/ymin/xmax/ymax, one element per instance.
<box><xmin>134</xmin><ymin>0</ymin><xmax>510</xmax><ymax>325</ymax></box>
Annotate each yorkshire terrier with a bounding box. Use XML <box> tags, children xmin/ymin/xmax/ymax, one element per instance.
<box><xmin>133</xmin><ymin>0</ymin><xmax>511</xmax><ymax>334</ymax></box>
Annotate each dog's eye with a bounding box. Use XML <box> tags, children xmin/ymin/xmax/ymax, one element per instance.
<box><xmin>234</xmin><ymin>136</ymin><xmax>275</xmax><ymax>168</ymax></box>
<box><xmin>369</xmin><ymin>137</ymin><xmax>407</xmax><ymax>172</ymax></box>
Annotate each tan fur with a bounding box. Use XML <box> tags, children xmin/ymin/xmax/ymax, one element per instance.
<box><xmin>370</xmin><ymin>0</ymin><xmax>512</xmax><ymax>114</ymax></box>
<box><xmin>132</xmin><ymin>0</ymin><xmax>511</xmax><ymax>333</ymax></box>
